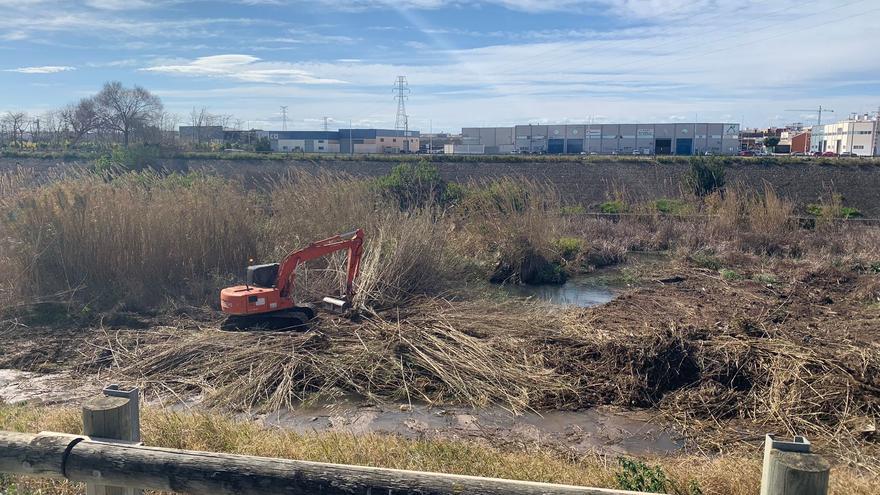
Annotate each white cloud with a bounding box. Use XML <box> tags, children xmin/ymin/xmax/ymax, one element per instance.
<box><xmin>84</xmin><ymin>0</ymin><xmax>155</xmax><ymax>10</ymax></box>
<box><xmin>5</xmin><ymin>65</ymin><xmax>75</xmax><ymax>73</ymax></box>
<box><xmin>142</xmin><ymin>54</ymin><xmax>348</xmax><ymax>85</ymax></box>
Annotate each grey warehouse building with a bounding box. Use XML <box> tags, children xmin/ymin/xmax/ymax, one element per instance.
<box><xmin>459</xmin><ymin>123</ymin><xmax>741</xmax><ymax>155</ymax></box>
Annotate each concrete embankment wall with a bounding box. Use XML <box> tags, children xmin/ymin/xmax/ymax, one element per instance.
<box><xmin>3</xmin><ymin>156</ymin><xmax>880</xmax><ymax>216</ymax></box>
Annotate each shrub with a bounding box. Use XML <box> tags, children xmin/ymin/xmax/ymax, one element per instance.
<box><xmin>600</xmin><ymin>200</ymin><xmax>626</xmax><ymax>214</ymax></box>
<box><xmin>807</xmin><ymin>194</ymin><xmax>862</xmax><ymax>219</ymax></box>
<box><xmin>553</xmin><ymin>237</ymin><xmax>583</xmax><ymax>261</ymax></box>
<box><xmin>374</xmin><ymin>162</ymin><xmax>454</xmax><ymax>210</ymax></box>
<box><xmin>615</xmin><ymin>457</ymin><xmax>703</xmax><ymax>495</ymax></box>
<box><xmin>560</xmin><ymin>205</ymin><xmax>586</xmax><ymax>216</ymax></box>
<box><xmin>615</xmin><ymin>457</ymin><xmax>668</xmax><ymax>493</ymax></box>
<box><xmin>685</xmin><ymin>157</ymin><xmax>726</xmax><ymax>197</ymax></box>
<box><xmin>652</xmin><ymin>198</ymin><xmax>691</xmax><ymax>215</ymax></box>
<box><xmin>94</xmin><ymin>145</ymin><xmax>162</xmax><ymax>172</ymax></box>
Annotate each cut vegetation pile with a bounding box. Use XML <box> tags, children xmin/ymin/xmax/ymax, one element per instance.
<box><xmin>90</xmin><ymin>262</ymin><xmax>880</xmax><ymax>470</ymax></box>
<box><xmin>2</xmin><ymin>164</ymin><xmax>879</xmax><ymax>475</ymax></box>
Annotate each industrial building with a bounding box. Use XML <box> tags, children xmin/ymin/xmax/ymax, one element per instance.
<box><xmin>456</xmin><ymin>123</ymin><xmax>741</xmax><ymax>155</ymax></box>
<box><xmin>810</xmin><ymin>115</ymin><xmax>879</xmax><ymax>156</ymax></box>
<box><xmin>256</xmin><ymin>129</ymin><xmax>419</xmax><ymax>154</ymax></box>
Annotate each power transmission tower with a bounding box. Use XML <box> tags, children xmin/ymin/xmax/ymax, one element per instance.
<box><xmin>280</xmin><ymin>106</ymin><xmax>288</xmax><ymax>131</ymax></box>
<box><xmin>322</xmin><ymin>116</ymin><xmax>329</xmax><ymax>131</ymax></box>
<box><xmin>393</xmin><ymin>76</ymin><xmax>409</xmax><ymax>132</ymax></box>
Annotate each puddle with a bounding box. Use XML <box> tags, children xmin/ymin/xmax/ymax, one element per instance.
<box><xmin>506</xmin><ymin>277</ymin><xmax>616</xmax><ymax>307</ymax></box>
<box><xmin>260</xmin><ymin>401</ymin><xmax>681</xmax><ymax>456</ymax></box>
<box><xmin>0</xmin><ymin>368</ymin><xmax>101</xmax><ymax>405</ymax></box>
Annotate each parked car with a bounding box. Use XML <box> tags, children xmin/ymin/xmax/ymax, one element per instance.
<box><xmin>821</xmin><ymin>151</ymin><xmax>838</xmax><ymax>157</ymax></box>
<box><xmin>839</xmin><ymin>152</ymin><xmax>858</xmax><ymax>157</ymax></box>
<box><xmin>738</xmin><ymin>150</ymin><xmax>755</xmax><ymax>156</ymax></box>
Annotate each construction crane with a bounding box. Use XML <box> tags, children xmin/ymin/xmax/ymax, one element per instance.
<box><xmin>219</xmin><ymin>229</ymin><xmax>364</xmax><ymax>330</ymax></box>
<box><xmin>785</xmin><ymin>106</ymin><xmax>834</xmax><ymax>127</ymax></box>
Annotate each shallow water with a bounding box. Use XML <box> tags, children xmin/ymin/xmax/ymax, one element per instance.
<box><xmin>260</xmin><ymin>401</ymin><xmax>682</xmax><ymax>456</ymax></box>
<box><xmin>506</xmin><ymin>277</ymin><xmax>616</xmax><ymax>307</ymax></box>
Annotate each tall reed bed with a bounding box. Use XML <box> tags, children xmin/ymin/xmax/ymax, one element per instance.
<box><xmin>1</xmin><ymin>171</ymin><xmax>260</xmax><ymax>308</ymax></box>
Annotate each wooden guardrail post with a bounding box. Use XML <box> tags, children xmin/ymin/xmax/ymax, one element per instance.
<box><xmin>760</xmin><ymin>434</ymin><xmax>830</xmax><ymax>495</ymax></box>
<box><xmin>81</xmin><ymin>385</ymin><xmax>142</xmax><ymax>495</ymax></box>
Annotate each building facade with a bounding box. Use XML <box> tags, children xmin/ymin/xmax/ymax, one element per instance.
<box><xmin>255</xmin><ymin>129</ymin><xmax>420</xmax><ymax>154</ymax></box>
<box><xmin>460</xmin><ymin>123</ymin><xmax>740</xmax><ymax>155</ymax></box>
<box><xmin>810</xmin><ymin>115</ymin><xmax>879</xmax><ymax>156</ymax></box>
<box><xmin>790</xmin><ymin>131</ymin><xmax>811</xmax><ymax>154</ymax></box>
<box><xmin>338</xmin><ymin>129</ymin><xmax>419</xmax><ymax>154</ymax></box>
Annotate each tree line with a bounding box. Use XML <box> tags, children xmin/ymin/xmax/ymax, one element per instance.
<box><xmin>1</xmin><ymin>81</ymin><xmax>237</xmax><ymax>150</ymax></box>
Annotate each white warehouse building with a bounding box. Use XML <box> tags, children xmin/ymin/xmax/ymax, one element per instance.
<box><xmin>810</xmin><ymin>115</ymin><xmax>879</xmax><ymax>156</ymax></box>
<box><xmin>456</xmin><ymin>123</ymin><xmax>741</xmax><ymax>155</ymax></box>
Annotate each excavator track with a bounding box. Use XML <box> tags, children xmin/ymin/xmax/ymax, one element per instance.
<box><xmin>220</xmin><ymin>306</ymin><xmax>315</xmax><ymax>332</ymax></box>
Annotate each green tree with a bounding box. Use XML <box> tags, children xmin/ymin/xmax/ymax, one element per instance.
<box><xmin>763</xmin><ymin>136</ymin><xmax>780</xmax><ymax>152</ymax></box>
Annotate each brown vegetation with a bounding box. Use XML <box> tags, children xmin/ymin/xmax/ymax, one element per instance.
<box><xmin>0</xmin><ymin>403</ymin><xmax>876</xmax><ymax>495</ymax></box>
<box><xmin>1</xmin><ymin>167</ymin><xmax>879</xmax><ymax>484</ymax></box>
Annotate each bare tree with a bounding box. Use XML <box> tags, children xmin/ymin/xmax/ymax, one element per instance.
<box><xmin>41</xmin><ymin>111</ymin><xmax>62</xmax><ymax>147</ymax></box>
<box><xmin>95</xmin><ymin>81</ymin><xmax>163</xmax><ymax>146</ymax></box>
<box><xmin>189</xmin><ymin>107</ymin><xmax>210</xmax><ymax>146</ymax></box>
<box><xmin>60</xmin><ymin>98</ymin><xmax>101</xmax><ymax>146</ymax></box>
<box><xmin>2</xmin><ymin>111</ymin><xmax>29</xmax><ymax>148</ymax></box>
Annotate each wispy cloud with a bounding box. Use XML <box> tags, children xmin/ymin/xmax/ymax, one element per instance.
<box><xmin>5</xmin><ymin>65</ymin><xmax>75</xmax><ymax>73</ymax></box>
<box><xmin>141</xmin><ymin>54</ymin><xmax>348</xmax><ymax>84</ymax></box>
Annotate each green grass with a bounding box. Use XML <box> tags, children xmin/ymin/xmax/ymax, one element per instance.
<box><xmin>689</xmin><ymin>251</ymin><xmax>722</xmax><ymax>270</ymax></box>
<box><xmin>652</xmin><ymin>198</ymin><xmax>692</xmax><ymax>215</ymax></box>
<box><xmin>719</xmin><ymin>268</ymin><xmax>741</xmax><ymax>281</ymax></box>
<box><xmin>600</xmin><ymin>200</ymin><xmax>627</xmax><ymax>214</ymax></box>
<box><xmin>751</xmin><ymin>273</ymin><xmax>777</xmax><ymax>285</ymax></box>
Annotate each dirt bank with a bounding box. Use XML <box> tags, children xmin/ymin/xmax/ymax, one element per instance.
<box><xmin>4</xmin><ymin>155</ymin><xmax>880</xmax><ymax>215</ymax></box>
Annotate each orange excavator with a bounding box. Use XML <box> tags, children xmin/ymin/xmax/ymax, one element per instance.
<box><xmin>220</xmin><ymin>229</ymin><xmax>364</xmax><ymax>330</ymax></box>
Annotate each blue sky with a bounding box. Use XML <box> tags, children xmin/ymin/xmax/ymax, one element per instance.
<box><xmin>1</xmin><ymin>0</ymin><xmax>878</xmax><ymax>132</ymax></box>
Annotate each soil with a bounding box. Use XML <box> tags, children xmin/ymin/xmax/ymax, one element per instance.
<box><xmin>1</xmin><ymin>254</ymin><xmax>878</xmax><ymax>464</ymax></box>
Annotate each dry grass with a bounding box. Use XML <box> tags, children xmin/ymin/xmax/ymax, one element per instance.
<box><xmin>101</xmin><ymin>300</ymin><xmax>563</xmax><ymax>412</ymax></box>
<box><xmin>0</xmin><ymin>402</ymin><xmax>875</xmax><ymax>495</ymax></box>
<box><xmin>0</xmin><ymin>170</ymin><xmax>260</xmax><ymax>309</ymax></box>
<box><xmin>81</xmin><ymin>264</ymin><xmax>880</xmax><ymax>475</ymax></box>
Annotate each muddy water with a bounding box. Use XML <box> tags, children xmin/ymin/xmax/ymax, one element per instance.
<box><xmin>0</xmin><ymin>368</ymin><xmax>101</xmax><ymax>405</ymax></box>
<box><xmin>2</xmin><ymin>367</ymin><xmax>681</xmax><ymax>455</ymax></box>
<box><xmin>260</xmin><ymin>401</ymin><xmax>681</xmax><ymax>456</ymax></box>
<box><xmin>506</xmin><ymin>277</ymin><xmax>616</xmax><ymax>307</ymax></box>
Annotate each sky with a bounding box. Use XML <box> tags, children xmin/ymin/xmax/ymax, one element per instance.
<box><xmin>1</xmin><ymin>0</ymin><xmax>878</xmax><ymax>132</ymax></box>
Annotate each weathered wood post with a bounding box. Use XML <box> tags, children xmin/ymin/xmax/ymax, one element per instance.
<box><xmin>760</xmin><ymin>434</ymin><xmax>830</xmax><ymax>495</ymax></box>
<box><xmin>81</xmin><ymin>385</ymin><xmax>142</xmax><ymax>495</ymax></box>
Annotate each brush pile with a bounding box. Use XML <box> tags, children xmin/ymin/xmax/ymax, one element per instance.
<box><xmin>98</xmin><ymin>263</ymin><xmax>880</xmax><ymax>467</ymax></box>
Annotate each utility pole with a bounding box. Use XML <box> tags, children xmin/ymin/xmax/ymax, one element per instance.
<box><xmin>322</xmin><ymin>116</ymin><xmax>329</xmax><ymax>132</ymax></box>
<box><xmin>429</xmin><ymin>119</ymin><xmax>433</xmax><ymax>154</ymax></box>
<box><xmin>280</xmin><ymin>106</ymin><xmax>288</xmax><ymax>131</ymax></box>
<box><xmin>349</xmin><ymin>119</ymin><xmax>353</xmax><ymax>156</ymax></box>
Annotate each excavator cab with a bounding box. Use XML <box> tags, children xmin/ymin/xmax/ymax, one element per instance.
<box><xmin>220</xmin><ymin>229</ymin><xmax>364</xmax><ymax>331</ymax></box>
<box><xmin>247</xmin><ymin>263</ymin><xmax>279</xmax><ymax>288</ymax></box>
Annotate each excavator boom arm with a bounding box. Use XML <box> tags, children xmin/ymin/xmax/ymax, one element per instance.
<box><xmin>275</xmin><ymin>229</ymin><xmax>364</xmax><ymax>299</ymax></box>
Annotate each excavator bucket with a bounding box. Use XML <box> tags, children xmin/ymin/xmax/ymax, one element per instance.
<box><xmin>321</xmin><ymin>295</ymin><xmax>350</xmax><ymax>313</ymax></box>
